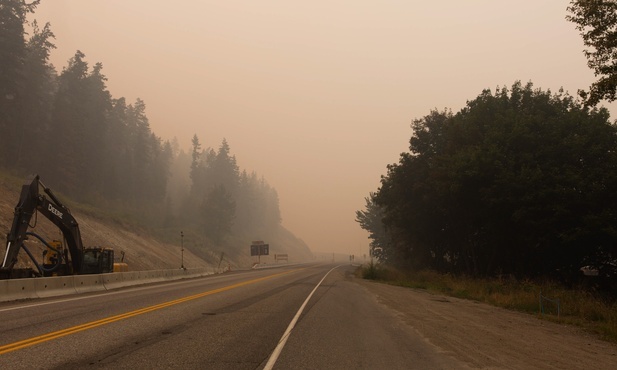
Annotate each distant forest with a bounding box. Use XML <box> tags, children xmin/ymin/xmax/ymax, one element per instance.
<box><xmin>0</xmin><ymin>1</ymin><xmax>284</xmax><ymax>257</ymax></box>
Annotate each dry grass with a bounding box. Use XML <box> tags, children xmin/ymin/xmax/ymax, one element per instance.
<box><xmin>359</xmin><ymin>264</ymin><xmax>617</xmax><ymax>343</ymax></box>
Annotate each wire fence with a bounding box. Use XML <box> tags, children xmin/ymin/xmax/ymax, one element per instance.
<box><xmin>539</xmin><ymin>290</ymin><xmax>560</xmax><ymax>318</ymax></box>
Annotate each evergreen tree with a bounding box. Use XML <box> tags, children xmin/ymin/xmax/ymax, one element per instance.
<box><xmin>124</xmin><ymin>98</ymin><xmax>152</xmax><ymax>202</ymax></box>
<box><xmin>103</xmin><ymin>97</ymin><xmax>130</xmax><ymax>199</ymax></box>
<box><xmin>82</xmin><ymin>62</ymin><xmax>112</xmax><ymax>190</ymax></box>
<box><xmin>210</xmin><ymin>138</ymin><xmax>239</xmax><ymax>193</ymax></box>
<box><xmin>17</xmin><ymin>19</ymin><xmax>56</xmax><ymax>171</ymax></box>
<box><xmin>201</xmin><ymin>184</ymin><xmax>236</xmax><ymax>244</ymax></box>
<box><xmin>46</xmin><ymin>50</ymin><xmax>90</xmax><ymax>191</ymax></box>
<box><xmin>235</xmin><ymin>170</ymin><xmax>258</xmax><ymax>232</ymax></box>
<box><xmin>0</xmin><ymin>0</ymin><xmax>39</xmax><ymax>167</ymax></box>
<box><xmin>189</xmin><ymin>134</ymin><xmax>204</xmax><ymax>195</ymax></box>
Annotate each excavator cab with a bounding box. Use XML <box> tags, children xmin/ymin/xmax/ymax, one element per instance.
<box><xmin>81</xmin><ymin>248</ymin><xmax>114</xmax><ymax>274</ymax></box>
<box><xmin>40</xmin><ymin>240</ymin><xmax>114</xmax><ymax>276</ymax></box>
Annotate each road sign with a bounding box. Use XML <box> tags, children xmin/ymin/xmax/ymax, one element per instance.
<box><xmin>250</xmin><ymin>242</ymin><xmax>269</xmax><ymax>256</ymax></box>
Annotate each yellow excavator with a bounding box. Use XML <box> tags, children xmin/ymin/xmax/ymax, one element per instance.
<box><xmin>0</xmin><ymin>175</ymin><xmax>127</xmax><ymax>279</ymax></box>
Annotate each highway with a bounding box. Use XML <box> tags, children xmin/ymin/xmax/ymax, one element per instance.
<box><xmin>0</xmin><ymin>263</ymin><xmax>462</xmax><ymax>369</ymax></box>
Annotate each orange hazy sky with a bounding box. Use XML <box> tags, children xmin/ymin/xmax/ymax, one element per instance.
<box><xmin>29</xmin><ymin>1</ymin><xmax>616</xmax><ymax>255</ymax></box>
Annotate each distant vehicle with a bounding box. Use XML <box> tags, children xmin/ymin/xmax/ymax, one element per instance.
<box><xmin>0</xmin><ymin>175</ymin><xmax>126</xmax><ymax>279</ymax></box>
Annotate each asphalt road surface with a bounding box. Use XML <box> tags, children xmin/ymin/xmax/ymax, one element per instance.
<box><xmin>0</xmin><ymin>263</ymin><xmax>463</xmax><ymax>369</ymax></box>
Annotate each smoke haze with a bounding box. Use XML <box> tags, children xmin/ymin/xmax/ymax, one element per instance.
<box><xmin>30</xmin><ymin>1</ymin><xmax>616</xmax><ymax>255</ymax></box>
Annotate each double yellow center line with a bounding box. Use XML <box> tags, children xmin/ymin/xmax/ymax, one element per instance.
<box><xmin>0</xmin><ymin>268</ymin><xmax>299</xmax><ymax>355</ymax></box>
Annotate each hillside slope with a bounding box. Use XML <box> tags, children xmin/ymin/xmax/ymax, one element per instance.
<box><xmin>0</xmin><ymin>175</ymin><xmax>214</xmax><ymax>272</ymax></box>
<box><xmin>0</xmin><ymin>174</ymin><xmax>314</xmax><ymax>272</ymax></box>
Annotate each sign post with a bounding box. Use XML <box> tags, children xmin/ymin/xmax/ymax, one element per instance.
<box><xmin>180</xmin><ymin>231</ymin><xmax>184</xmax><ymax>269</ymax></box>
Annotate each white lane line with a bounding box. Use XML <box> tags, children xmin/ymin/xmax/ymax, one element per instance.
<box><xmin>264</xmin><ymin>265</ymin><xmax>341</xmax><ymax>370</ymax></box>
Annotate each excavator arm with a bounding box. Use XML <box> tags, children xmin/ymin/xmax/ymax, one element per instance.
<box><xmin>1</xmin><ymin>175</ymin><xmax>85</xmax><ymax>275</ymax></box>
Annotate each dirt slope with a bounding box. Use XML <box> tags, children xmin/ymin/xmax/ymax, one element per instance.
<box><xmin>0</xmin><ymin>176</ymin><xmax>213</xmax><ymax>272</ymax></box>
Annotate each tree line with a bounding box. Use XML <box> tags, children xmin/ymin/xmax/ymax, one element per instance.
<box><xmin>1</xmin><ymin>1</ymin><xmax>170</xmax><ymax>206</ymax></box>
<box><xmin>357</xmin><ymin>1</ymin><xmax>617</xmax><ymax>283</ymax></box>
<box><xmin>186</xmin><ymin>136</ymin><xmax>282</xmax><ymax>245</ymax></box>
<box><xmin>358</xmin><ymin>82</ymin><xmax>617</xmax><ymax>280</ymax></box>
<box><xmin>0</xmin><ymin>1</ymin><xmax>284</xmax><ymax>255</ymax></box>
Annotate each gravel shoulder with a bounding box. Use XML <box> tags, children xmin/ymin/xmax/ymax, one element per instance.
<box><xmin>355</xmin><ymin>276</ymin><xmax>617</xmax><ymax>370</ymax></box>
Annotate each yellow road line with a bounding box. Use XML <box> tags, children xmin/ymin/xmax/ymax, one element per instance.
<box><xmin>0</xmin><ymin>268</ymin><xmax>301</xmax><ymax>355</ymax></box>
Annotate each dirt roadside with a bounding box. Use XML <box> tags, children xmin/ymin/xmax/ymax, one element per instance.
<box><xmin>355</xmin><ymin>277</ymin><xmax>617</xmax><ymax>370</ymax></box>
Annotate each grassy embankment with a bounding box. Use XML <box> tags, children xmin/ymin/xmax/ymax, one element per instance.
<box><xmin>360</xmin><ymin>262</ymin><xmax>617</xmax><ymax>343</ymax></box>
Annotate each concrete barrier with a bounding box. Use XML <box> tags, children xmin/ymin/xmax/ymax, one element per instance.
<box><xmin>0</xmin><ymin>280</ymin><xmax>8</xmax><ymax>301</ymax></box>
<box><xmin>101</xmin><ymin>272</ymin><xmax>125</xmax><ymax>291</ymax></box>
<box><xmin>34</xmin><ymin>276</ymin><xmax>77</xmax><ymax>298</ymax></box>
<box><xmin>120</xmin><ymin>271</ymin><xmax>140</xmax><ymax>284</ymax></box>
<box><xmin>161</xmin><ymin>269</ymin><xmax>176</xmax><ymax>280</ymax></box>
<box><xmin>184</xmin><ymin>267</ymin><xmax>207</xmax><ymax>278</ymax></box>
<box><xmin>136</xmin><ymin>270</ymin><xmax>165</xmax><ymax>285</ymax></box>
<box><xmin>0</xmin><ymin>267</ymin><xmax>216</xmax><ymax>302</ymax></box>
<box><xmin>74</xmin><ymin>274</ymin><xmax>105</xmax><ymax>294</ymax></box>
<box><xmin>2</xmin><ymin>277</ymin><xmax>39</xmax><ymax>301</ymax></box>
<box><xmin>170</xmin><ymin>269</ymin><xmax>184</xmax><ymax>278</ymax></box>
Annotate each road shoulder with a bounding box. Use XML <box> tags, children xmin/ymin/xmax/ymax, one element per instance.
<box><xmin>352</xmin><ymin>273</ymin><xmax>617</xmax><ymax>369</ymax></box>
